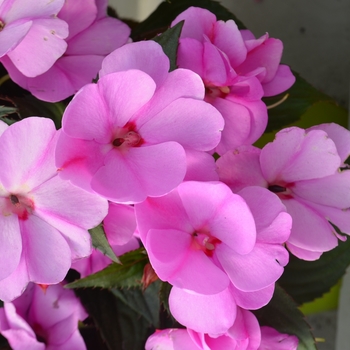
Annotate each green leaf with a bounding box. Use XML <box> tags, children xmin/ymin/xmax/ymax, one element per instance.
<box><xmin>253</xmin><ymin>285</ymin><xmax>316</xmax><ymax>350</ymax></box>
<box><xmin>5</xmin><ymin>95</ymin><xmax>65</xmax><ymax>129</ymax></box>
<box><xmin>0</xmin><ymin>105</ymin><xmax>17</xmax><ymax>118</ymax></box>
<box><xmin>279</xmin><ymin>235</ymin><xmax>350</xmax><ymax>304</ymax></box>
<box><xmin>131</xmin><ymin>0</ymin><xmax>245</xmax><ymax>41</ymax></box>
<box><xmin>89</xmin><ymin>225</ymin><xmax>120</xmax><ymax>264</ymax></box>
<box><xmin>76</xmin><ymin>288</ymin><xmax>152</xmax><ymax>350</ymax></box>
<box><xmin>152</xmin><ymin>21</ymin><xmax>184</xmax><ymax>71</ymax></box>
<box><xmin>159</xmin><ymin>281</ymin><xmax>172</xmax><ymax>315</ymax></box>
<box><xmin>264</xmin><ymin>72</ymin><xmax>334</xmax><ymax>133</ymax></box>
<box><xmin>66</xmin><ymin>248</ymin><xmax>148</xmax><ymax>289</ymax></box>
<box><xmin>111</xmin><ymin>281</ymin><xmax>161</xmax><ymax>327</ymax></box>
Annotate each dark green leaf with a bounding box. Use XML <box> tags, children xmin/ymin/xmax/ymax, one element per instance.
<box><xmin>112</xmin><ymin>281</ymin><xmax>161</xmax><ymax>327</ymax></box>
<box><xmin>76</xmin><ymin>288</ymin><xmax>152</xmax><ymax>350</ymax></box>
<box><xmin>152</xmin><ymin>21</ymin><xmax>184</xmax><ymax>71</ymax></box>
<box><xmin>7</xmin><ymin>95</ymin><xmax>65</xmax><ymax>129</ymax></box>
<box><xmin>264</xmin><ymin>72</ymin><xmax>334</xmax><ymax>133</ymax></box>
<box><xmin>66</xmin><ymin>248</ymin><xmax>148</xmax><ymax>289</ymax></box>
<box><xmin>131</xmin><ymin>0</ymin><xmax>245</xmax><ymax>41</ymax></box>
<box><xmin>89</xmin><ymin>225</ymin><xmax>120</xmax><ymax>264</ymax></box>
<box><xmin>253</xmin><ymin>285</ymin><xmax>316</xmax><ymax>350</ymax></box>
<box><xmin>0</xmin><ymin>105</ymin><xmax>17</xmax><ymax>118</ymax></box>
<box><xmin>279</xmin><ymin>235</ymin><xmax>350</xmax><ymax>304</ymax></box>
<box><xmin>159</xmin><ymin>281</ymin><xmax>172</xmax><ymax>315</ymax></box>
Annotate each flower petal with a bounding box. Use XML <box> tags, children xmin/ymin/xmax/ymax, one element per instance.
<box><xmin>169</xmin><ymin>286</ymin><xmax>236</xmax><ymax>334</ymax></box>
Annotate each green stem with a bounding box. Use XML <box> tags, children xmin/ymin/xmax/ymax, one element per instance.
<box><xmin>0</xmin><ymin>74</ymin><xmax>10</xmax><ymax>87</ymax></box>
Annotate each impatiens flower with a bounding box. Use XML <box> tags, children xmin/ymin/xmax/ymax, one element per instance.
<box><xmin>100</xmin><ymin>41</ymin><xmax>220</xmax><ymax>183</ymax></box>
<box><xmin>136</xmin><ymin>181</ymin><xmax>290</xmax><ymax>327</ymax></box>
<box><xmin>145</xmin><ymin>308</ymin><xmax>261</xmax><ymax>349</ymax></box>
<box><xmin>145</xmin><ymin>312</ymin><xmax>298</xmax><ymax>349</ymax></box>
<box><xmin>259</xmin><ymin>326</ymin><xmax>298</xmax><ymax>350</ymax></box>
<box><xmin>171</xmin><ymin>7</ymin><xmax>295</xmax><ymax>154</ymax></box>
<box><xmin>162</xmin><ymin>185</ymin><xmax>291</xmax><ymax>334</ymax></box>
<box><xmin>56</xmin><ymin>62</ymin><xmax>224</xmax><ymax>203</ymax></box>
<box><xmin>1</xmin><ymin>0</ymin><xmax>130</xmax><ymax>102</ymax></box>
<box><xmin>217</xmin><ymin>124</ymin><xmax>350</xmax><ymax>260</ymax></box>
<box><xmin>0</xmin><ymin>117</ymin><xmax>108</xmax><ymax>301</ymax></box>
<box><xmin>0</xmin><ymin>0</ymin><xmax>68</xmax><ymax>77</ymax></box>
<box><xmin>0</xmin><ymin>282</ymin><xmax>87</xmax><ymax>349</ymax></box>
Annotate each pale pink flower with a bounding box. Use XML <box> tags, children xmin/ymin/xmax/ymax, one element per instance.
<box><xmin>0</xmin><ymin>117</ymin><xmax>108</xmax><ymax>301</ymax></box>
<box><xmin>217</xmin><ymin>124</ymin><xmax>350</xmax><ymax>260</ymax></box>
<box><xmin>164</xmin><ymin>185</ymin><xmax>290</xmax><ymax>334</ymax></box>
<box><xmin>145</xmin><ymin>308</ymin><xmax>261</xmax><ymax>349</ymax></box>
<box><xmin>171</xmin><ymin>7</ymin><xmax>295</xmax><ymax>154</ymax></box>
<box><xmin>56</xmin><ymin>65</ymin><xmax>224</xmax><ymax>204</ymax></box>
<box><xmin>136</xmin><ymin>181</ymin><xmax>290</xmax><ymax>324</ymax></box>
<box><xmin>259</xmin><ymin>327</ymin><xmax>298</xmax><ymax>350</ymax></box>
<box><xmin>0</xmin><ymin>0</ymin><xmax>68</xmax><ymax>77</ymax></box>
<box><xmin>100</xmin><ymin>41</ymin><xmax>220</xmax><ymax>183</ymax></box>
<box><xmin>145</xmin><ymin>328</ymin><xmax>199</xmax><ymax>350</ymax></box>
<box><xmin>1</xmin><ymin>0</ymin><xmax>130</xmax><ymax>102</ymax></box>
<box><xmin>0</xmin><ymin>282</ymin><xmax>87</xmax><ymax>349</ymax></box>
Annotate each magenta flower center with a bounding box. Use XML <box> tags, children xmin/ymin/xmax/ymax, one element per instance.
<box><xmin>191</xmin><ymin>231</ymin><xmax>221</xmax><ymax>257</ymax></box>
<box><xmin>7</xmin><ymin>194</ymin><xmax>34</xmax><ymax>220</ymax></box>
<box><xmin>268</xmin><ymin>183</ymin><xmax>294</xmax><ymax>200</ymax></box>
<box><xmin>112</xmin><ymin>122</ymin><xmax>143</xmax><ymax>151</ymax></box>
<box><xmin>0</xmin><ymin>20</ymin><xmax>4</xmax><ymax>31</ymax></box>
<box><xmin>205</xmin><ymin>85</ymin><xmax>230</xmax><ymax>100</ymax></box>
<box><xmin>113</xmin><ymin>131</ymin><xmax>141</xmax><ymax>147</ymax></box>
<box><xmin>32</xmin><ymin>322</ymin><xmax>47</xmax><ymax>345</ymax></box>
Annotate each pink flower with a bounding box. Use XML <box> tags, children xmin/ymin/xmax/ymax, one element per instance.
<box><xmin>145</xmin><ymin>308</ymin><xmax>261</xmax><ymax>349</ymax></box>
<box><xmin>259</xmin><ymin>327</ymin><xmax>298</xmax><ymax>350</ymax></box>
<box><xmin>217</xmin><ymin>124</ymin><xmax>350</xmax><ymax>260</ymax></box>
<box><xmin>0</xmin><ymin>282</ymin><xmax>87</xmax><ymax>349</ymax></box>
<box><xmin>162</xmin><ymin>185</ymin><xmax>290</xmax><ymax>334</ymax></box>
<box><xmin>145</xmin><ymin>328</ymin><xmax>199</xmax><ymax>350</ymax></box>
<box><xmin>0</xmin><ymin>117</ymin><xmax>108</xmax><ymax>301</ymax></box>
<box><xmin>0</xmin><ymin>0</ymin><xmax>68</xmax><ymax>77</ymax></box>
<box><xmin>1</xmin><ymin>0</ymin><xmax>130</xmax><ymax>102</ymax></box>
<box><xmin>100</xmin><ymin>41</ymin><xmax>220</xmax><ymax>183</ymax></box>
<box><xmin>171</xmin><ymin>7</ymin><xmax>295</xmax><ymax>153</ymax></box>
<box><xmin>136</xmin><ymin>182</ymin><xmax>290</xmax><ymax>323</ymax></box>
<box><xmin>56</xmin><ymin>62</ymin><xmax>224</xmax><ymax>203</ymax></box>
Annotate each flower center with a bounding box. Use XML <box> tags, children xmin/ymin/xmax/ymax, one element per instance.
<box><xmin>113</xmin><ymin>131</ymin><xmax>141</xmax><ymax>147</ymax></box>
<box><xmin>191</xmin><ymin>232</ymin><xmax>221</xmax><ymax>257</ymax></box>
<box><xmin>268</xmin><ymin>183</ymin><xmax>294</xmax><ymax>200</ymax></box>
<box><xmin>111</xmin><ymin>122</ymin><xmax>143</xmax><ymax>151</ymax></box>
<box><xmin>205</xmin><ymin>85</ymin><xmax>230</xmax><ymax>100</ymax></box>
<box><xmin>6</xmin><ymin>193</ymin><xmax>34</xmax><ymax>220</ymax></box>
<box><xmin>0</xmin><ymin>20</ymin><xmax>4</xmax><ymax>32</ymax></box>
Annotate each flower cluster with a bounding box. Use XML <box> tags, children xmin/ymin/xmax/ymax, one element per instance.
<box><xmin>0</xmin><ymin>2</ymin><xmax>348</xmax><ymax>349</ymax></box>
<box><xmin>0</xmin><ymin>0</ymin><xmax>130</xmax><ymax>102</ymax></box>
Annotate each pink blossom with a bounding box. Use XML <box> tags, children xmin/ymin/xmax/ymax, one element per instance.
<box><xmin>259</xmin><ymin>327</ymin><xmax>298</xmax><ymax>350</ymax></box>
<box><xmin>56</xmin><ymin>65</ymin><xmax>224</xmax><ymax>203</ymax></box>
<box><xmin>0</xmin><ymin>282</ymin><xmax>87</xmax><ymax>349</ymax></box>
<box><xmin>100</xmin><ymin>41</ymin><xmax>220</xmax><ymax>183</ymax></box>
<box><xmin>136</xmin><ymin>181</ymin><xmax>289</xmax><ymax>318</ymax></box>
<box><xmin>145</xmin><ymin>308</ymin><xmax>261</xmax><ymax>349</ymax></box>
<box><xmin>0</xmin><ymin>117</ymin><xmax>108</xmax><ymax>301</ymax></box>
<box><xmin>1</xmin><ymin>0</ymin><xmax>130</xmax><ymax>102</ymax></box>
<box><xmin>0</xmin><ymin>0</ymin><xmax>68</xmax><ymax>77</ymax></box>
<box><xmin>171</xmin><ymin>7</ymin><xmax>295</xmax><ymax>153</ymax></box>
<box><xmin>163</xmin><ymin>185</ymin><xmax>290</xmax><ymax>334</ymax></box>
<box><xmin>217</xmin><ymin>125</ymin><xmax>350</xmax><ymax>260</ymax></box>
<box><xmin>145</xmin><ymin>328</ymin><xmax>199</xmax><ymax>350</ymax></box>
